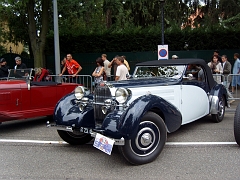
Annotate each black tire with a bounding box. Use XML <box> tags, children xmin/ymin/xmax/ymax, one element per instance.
<box><xmin>57</xmin><ymin>130</ymin><xmax>93</xmax><ymax>145</ymax></box>
<box><xmin>118</xmin><ymin>112</ymin><xmax>167</xmax><ymax>165</ymax></box>
<box><xmin>211</xmin><ymin>96</ymin><xmax>225</xmax><ymax>123</ymax></box>
<box><xmin>234</xmin><ymin>103</ymin><xmax>240</xmax><ymax>146</ymax></box>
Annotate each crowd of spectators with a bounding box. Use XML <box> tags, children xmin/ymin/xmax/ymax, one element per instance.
<box><xmin>2</xmin><ymin>51</ymin><xmax>240</xmax><ymax>103</ymax></box>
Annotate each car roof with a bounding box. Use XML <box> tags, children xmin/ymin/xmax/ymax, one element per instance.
<box><xmin>136</xmin><ymin>59</ymin><xmax>207</xmax><ymax>66</ymax></box>
<box><xmin>136</xmin><ymin>59</ymin><xmax>216</xmax><ymax>89</ymax></box>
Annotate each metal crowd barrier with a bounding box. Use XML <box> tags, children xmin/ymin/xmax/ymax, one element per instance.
<box><xmin>226</xmin><ymin>74</ymin><xmax>240</xmax><ymax>100</ymax></box>
<box><xmin>212</xmin><ymin>74</ymin><xmax>240</xmax><ymax>100</ymax></box>
<box><xmin>49</xmin><ymin>75</ymin><xmax>93</xmax><ymax>92</ymax></box>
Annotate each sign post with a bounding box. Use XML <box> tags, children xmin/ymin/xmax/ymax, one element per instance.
<box><xmin>158</xmin><ymin>45</ymin><xmax>168</xmax><ymax>60</ymax></box>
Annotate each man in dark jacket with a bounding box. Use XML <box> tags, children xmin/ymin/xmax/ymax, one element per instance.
<box><xmin>14</xmin><ymin>56</ymin><xmax>27</xmax><ymax>69</ymax></box>
<box><xmin>0</xmin><ymin>58</ymin><xmax>9</xmax><ymax>78</ymax></box>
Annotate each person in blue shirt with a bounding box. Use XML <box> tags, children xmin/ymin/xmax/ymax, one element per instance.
<box><xmin>231</xmin><ymin>53</ymin><xmax>240</xmax><ymax>93</ymax></box>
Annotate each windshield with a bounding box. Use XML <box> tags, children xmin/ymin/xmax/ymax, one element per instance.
<box><xmin>8</xmin><ymin>69</ymin><xmax>33</xmax><ymax>80</ymax></box>
<box><xmin>133</xmin><ymin>65</ymin><xmax>186</xmax><ymax>79</ymax></box>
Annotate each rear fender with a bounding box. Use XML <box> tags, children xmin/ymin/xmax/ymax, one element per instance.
<box><xmin>209</xmin><ymin>84</ymin><xmax>228</xmax><ymax>114</ymax></box>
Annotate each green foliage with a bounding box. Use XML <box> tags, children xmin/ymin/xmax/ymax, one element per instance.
<box><xmin>44</xmin><ymin>26</ymin><xmax>240</xmax><ymax>54</ymax></box>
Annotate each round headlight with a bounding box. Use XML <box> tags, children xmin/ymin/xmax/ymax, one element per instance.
<box><xmin>74</xmin><ymin>86</ymin><xmax>85</xmax><ymax>100</ymax></box>
<box><xmin>115</xmin><ymin>88</ymin><xmax>129</xmax><ymax>104</ymax></box>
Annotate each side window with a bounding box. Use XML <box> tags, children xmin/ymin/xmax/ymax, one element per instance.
<box><xmin>197</xmin><ymin>66</ymin><xmax>206</xmax><ymax>82</ymax></box>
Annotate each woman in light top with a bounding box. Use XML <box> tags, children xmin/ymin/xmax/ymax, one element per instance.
<box><xmin>208</xmin><ymin>55</ymin><xmax>223</xmax><ymax>84</ymax></box>
<box><xmin>92</xmin><ymin>57</ymin><xmax>105</xmax><ymax>86</ymax></box>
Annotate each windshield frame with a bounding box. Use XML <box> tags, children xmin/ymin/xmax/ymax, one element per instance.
<box><xmin>7</xmin><ymin>68</ymin><xmax>33</xmax><ymax>81</ymax></box>
<box><xmin>132</xmin><ymin>65</ymin><xmax>187</xmax><ymax>80</ymax></box>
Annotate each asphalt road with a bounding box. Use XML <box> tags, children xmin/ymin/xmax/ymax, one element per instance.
<box><xmin>0</xmin><ymin>103</ymin><xmax>239</xmax><ymax>180</ymax></box>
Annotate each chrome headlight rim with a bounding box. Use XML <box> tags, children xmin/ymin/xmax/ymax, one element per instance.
<box><xmin>115</xmin><ymin>88</ymin><xmax>129</xmax><ymax>104</ymax></box>
<box><xmin>74</xmin><ymin>86</ymin><xmax>85</xmax><ymax>100</ymax></box>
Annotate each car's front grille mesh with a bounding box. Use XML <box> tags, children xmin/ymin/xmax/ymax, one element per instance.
<box><xmin>94</xmin><ymin>84</ymin><xmax>112</xmax><ymax>128</ymax></box>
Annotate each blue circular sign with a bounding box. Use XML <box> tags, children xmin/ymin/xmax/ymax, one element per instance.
<box><xmin>159</xmin><ymin>49</ymin><xmax>168</xmax><ymax>57</ymax></box>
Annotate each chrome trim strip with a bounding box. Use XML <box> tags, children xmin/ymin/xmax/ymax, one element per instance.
<box><xmin>46</xmin><ymin>121</ymin><xmax>125</xmax><ymax>145</ymax></box>
<box><xmin>46</xmin><ymin>121</ymin><xmax>73</xmax><ymax>132</ymax></box>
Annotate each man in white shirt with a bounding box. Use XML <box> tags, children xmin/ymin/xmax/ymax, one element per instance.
<box><xmin>101</xmin><ymin>54</ymin><xmax>111</xmax><ymax>81</ymax></box>
<box><xmin>115</xmin><ymin>56</ymin><xmax>128</xmax><ymax>81</ymax></box>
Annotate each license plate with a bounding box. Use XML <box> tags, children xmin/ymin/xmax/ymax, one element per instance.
<box><xmin>80</xmin><ymin>127</ymin><xmax>92</xmax><ymax>134</ymax></box>
<box><xmin>93</xmin><ymin>133</ymin><xmax>115</xmax><ymax>155</ymax></box>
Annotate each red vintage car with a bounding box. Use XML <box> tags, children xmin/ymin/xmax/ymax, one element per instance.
<box><xmin>0</xmin><ymin>68</ymin><xmax>79</xmax><ymax>123</ymax></box>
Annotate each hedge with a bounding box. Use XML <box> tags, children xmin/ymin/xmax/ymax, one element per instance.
<box><xmin>44</xmin><ymin>28</ymin><xmax>240</xmax><ymax>55</ymax></box>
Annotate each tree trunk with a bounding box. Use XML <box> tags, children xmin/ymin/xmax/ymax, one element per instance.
<box><xmin>106</xmin><ymin>8</ymin><xmax>112</xmax><ymax>29</ymax></box>
<box><xmin>27</xmin><ymin>0</ymin><xmax>50</xmax><ymax>68</ymax></box>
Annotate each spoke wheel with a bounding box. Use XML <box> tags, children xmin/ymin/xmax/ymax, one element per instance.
<box><xmin>212</xmin><ymin>96</ymin><xmax>225</xmax><ymax>123</ymax></box>
<box><xmin>119</xmin><ymin>112</ymin><xmax>167</xmax><ymax>165</ymax></box>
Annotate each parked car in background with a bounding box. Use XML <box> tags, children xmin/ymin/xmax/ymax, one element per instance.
<box><xmin>234</xmin><ymin>103</ymin><xmax>240</xmax><ymax>146</ymax></box>
<box><xmin>0</xmin><ymin>68</ymin><xmax>79</xmax><ymax>123</ymax></box>
<box><xmin>48</xmin><ymin>59</ymin><xmax>228</xmax><ymax>165</ymax></box>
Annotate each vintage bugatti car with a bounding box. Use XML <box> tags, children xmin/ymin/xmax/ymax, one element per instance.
<box><xmin>0</xmin><ymin>68</ymin><xmax>79</xmax><ymax>123</ymax></box>
<box><xmin>48</xmin><ymin>59</ymin><xmax>228</xmax><ymax>165</ymax></box>
<box><xmin>234</xmin><ymin>103</ymin><xmax>240</xmax><ymax>146</ymax></box>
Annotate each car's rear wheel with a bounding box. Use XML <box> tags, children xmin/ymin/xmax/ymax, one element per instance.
<box><xmin>57</xmin><ymin>130</ymin><xmax>93</xmax><ymax>145</ymax></box>
<box><xmin>118</xmin><ymin>112</ymin><xmax>167</xmax><ymax>165</ymax></box>
<box><xmin>212</xmin><ymin>95</ymin><xmax>225</xmax><ymax>123</ymax></box>
<box><xmin>234</xmin><ymin>103</ymin><xmax>240</xmax><ymax>146</ymax></box>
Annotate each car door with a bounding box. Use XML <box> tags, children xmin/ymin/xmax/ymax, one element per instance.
<box><xmin>30</xmin><ymin>85</ymin><xmax>57</xmax><ymax>110</ymax></box>
<box><xmin>180</xmin><ymin>83</ymin><xmax>209</xmax><ymax>125</ymax></box>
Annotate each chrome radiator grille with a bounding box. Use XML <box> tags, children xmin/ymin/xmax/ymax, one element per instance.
<box><xmin>94</xmin><ymin>85</ymin><xmax>112</xmax><ymax>128</ymax></box>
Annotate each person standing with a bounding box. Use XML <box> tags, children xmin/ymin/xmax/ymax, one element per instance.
<box><xmin>0</xmin><ymin>58</ymin><xmax>9</xmax><ymax>78</ymax></box>
<box><xmin>208</xmin><ymin>55</ymin><xmax>223</xmax><ymax>84</ymax></box>
<box><xmin>101</xmin><ymin>54</ymin><xmax>111</xmax><ymax>81</ymax></box>
<box><xmin>115</xmin><ymin>56</ymin><xmax>128</xmax><ymax>81</ymax></box>
<box><xmin>213</xmin><ymin>50</ymin><xmax>222</xmax><ymax>63</ymax></box>
<box><xmin>172</xmin><ymin>55</ymin><xmax>178</xmax><ymax>59</ymax></box>
<box><xmin>92</xmin><ymin>57</ymin><xmax>105</xmax><ymax>86</ymax></box>
<box><xmin>122</xmin><ymin>55</ymin><xmax>130</xmax><ymax>71</ymax></box>
<box><xmin>108</xmin><ymin>56</ymin><xmax>118</xmax><ymax>80</ymax></box>
<box><xmin>14</xmin><ymin>57</ymin><xmax>27</xmax><ymax>69</ymax></box>
<box><xmin>221</xmin><ymin>55</ymin><xmax>234</xmax><ymax>104</ymax></box>
<box><xmin>60</xmin><ymin>54</ymin><xmax>82</xmax><ymax>83</ymax></box>
<box><xmin>231</xmin><ymin>53</ymin><xmax>240</xmax><ymax>93</ymax></box>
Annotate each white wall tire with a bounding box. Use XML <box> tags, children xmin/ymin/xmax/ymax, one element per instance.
<box><xmin>118</xmin><ymin>112</ymin><xmax>167</xmax><ymax>165</ymax></box>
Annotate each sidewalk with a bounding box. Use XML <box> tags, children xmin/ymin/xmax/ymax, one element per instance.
<box><xmin>226</xmin><ymin>99</ymin><xmax>239</xmax><ymax>112</ymax></box>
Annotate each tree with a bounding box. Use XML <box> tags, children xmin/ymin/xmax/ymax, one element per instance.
<box><xmin>0</xmin><ymin>0</ymin><xmax>50</xmax><ymax>68</ymax></box>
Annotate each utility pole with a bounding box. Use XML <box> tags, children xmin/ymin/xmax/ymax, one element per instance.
<box><xmin>53</xmin><ymin>0</ymin><xmax>60</xmax><ymax>74</ymax></box>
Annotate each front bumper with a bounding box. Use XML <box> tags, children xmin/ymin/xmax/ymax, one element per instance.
<box><xmin>46</xmin><ymin>121</ymin><xmax>125</xmax><ymax>145</ymax></box>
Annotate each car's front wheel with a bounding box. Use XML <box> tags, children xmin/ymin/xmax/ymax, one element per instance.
<box><xmin>234</xmin><ymin>103</ymin><xmax>240</xmax><ymax>146</ymax></box>
<box><xmin>212</xmin><ymin>96</ymin><xmax>225</xmax><ymax>123</ymax></box>
<box><xmin>118</xmin><ymin>112</ymin><xmax>167</xmax><ymax>165</ymax></box>
<box><xmin>57</xmin><ymin>130</ymin><xmax>93</xmax><ymax>145</ymax></box>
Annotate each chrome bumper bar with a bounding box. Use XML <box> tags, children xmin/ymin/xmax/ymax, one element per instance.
<box><xmin>46</xmin><ymin>121</ymin><xmax>125</xmax><ymax>145</ymax></box>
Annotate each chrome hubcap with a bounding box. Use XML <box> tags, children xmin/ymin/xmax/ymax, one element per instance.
<box><xmin>141</xmin><ymin>133</ymin><xmax>152</xmax><ymax>146</ymax></box>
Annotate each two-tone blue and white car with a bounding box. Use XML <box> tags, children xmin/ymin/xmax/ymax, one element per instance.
<box><xmin>47</xmin><ymin>59</ymin><xmax>228</xmax><ymax>165</ymax></box>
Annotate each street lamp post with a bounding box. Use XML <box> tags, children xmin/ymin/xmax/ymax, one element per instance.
<box><xmin>160</xmin><ymin>0</ymin><xmax>165</xmax><ymax>45</ymax></box>
<box><xmin>53</xmin><ymin>0</ymin><xmax>60</xmax><ymax>75</ymax></box>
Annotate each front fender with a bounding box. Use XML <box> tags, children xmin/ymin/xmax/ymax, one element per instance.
<box><xmin>102</xmin><ymin>94</ymin><xmax>182</xmax><ymax>139</ymax></box>
<box><xmin>54</xmin><ymin>93</ymin><xmax>95</xmax><ymax>128</ymax></box>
